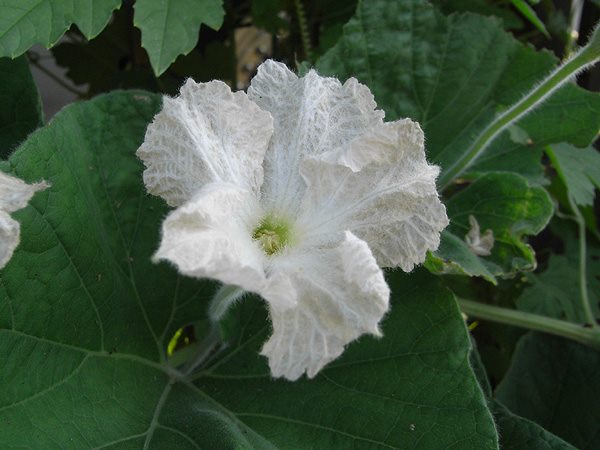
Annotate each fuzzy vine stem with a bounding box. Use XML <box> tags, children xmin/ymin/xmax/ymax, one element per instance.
<box><xmin>294</xmin><ymin>0</ymin><xmax>313</xmax><ymax>62</ymax></box>
<box><xmin>545</xmin><ymin>146</ymin><xmax>598</xmax><ymax>328</ymax></box>
<box><xmin>458</xmin><ymin>298</ymin><xmax>600</xmax><ymax>350</ymax></box>
<box><xmin>439</xmin><ymin>22</ymin><xmax>600</xmax><ymax>190</ymax></box>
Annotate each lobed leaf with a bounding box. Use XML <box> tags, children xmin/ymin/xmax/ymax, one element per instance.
<box><xmin>134</xmin><ymin>0</ymin><xmax>225</xmax><ymax>76</ymax></box>
<box><xmin>548</xmin><ymin>143</ymin><xmax>600</xmax><ymax>207</ymax></box>
<box><xmin>0</xmin><ymin>0</ymin><xmax>120</xmax><ymax>57</ymax></box>
<box><xmin>0</xmin><ymin>92</ymin><xmax>497</xmax><ymax>448</ymax></box>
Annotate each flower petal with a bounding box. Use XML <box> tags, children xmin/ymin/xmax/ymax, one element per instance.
<box><xmin>261</xmin><ymin>231</ymin><xmax>389</xmax><ymax>380</ymax></box>
<box><xmin>0</xmin><ymin>172</ymin><xmax>47</xmax><ymax>268</ymax></box>
<box><xmin>138</xmin><ymin>80</ymin><xmax>274</xmax><ymax>207</ymax></box>
<box><xmin>248</xmin><ymin>60</ymin><xmax>384</xmax><ymax>215</ymax></box>
<box><xmin>154</xmin><ymin>182</ymin><xmax>268</xmax><ymax>294</ymax></box>
<box><xmin>297</xmin><ymin>119</ymin><xmax>448</xmax><ymax>271</ymax></box>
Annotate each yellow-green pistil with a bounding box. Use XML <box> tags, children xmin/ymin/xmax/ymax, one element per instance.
<box><xmin>252</xmin><ymin>215</ymin><xmax>291</xmax><ymax>255</ymax></box>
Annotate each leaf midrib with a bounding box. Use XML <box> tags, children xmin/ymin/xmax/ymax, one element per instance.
<box><xmin>0</xmin><ymin>327</ymin><xmax>277</xmax><ymax>449</ymax></box>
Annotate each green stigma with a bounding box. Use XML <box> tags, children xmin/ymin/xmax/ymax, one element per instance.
<box><xmin>252</xmin><ymin>215</ymin><xmax>291</xmax><ymax>255</ymax></box>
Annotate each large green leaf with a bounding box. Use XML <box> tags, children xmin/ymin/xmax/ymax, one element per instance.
<box><xmin>316</xmin><ymin>0</ymin><xmax>600</xmax><ymax>185</ymax></box>
<box><xmin>426</xmin><ymin>172</ymin><xmax>553</xmax><ymax>283</ymax></box>
<box><xmin>0</xmin><ymin>92</ymin><xmax>497</xmax><ymax>448</ymax></box>
<box><xmin>496</xmin><ymin>333</ymin><xmax>600</xmax><ymax>449</ymax></box>
<box><xmin>0</xmin><ymin>56</ymin><xmax>42</xmax><ymax>158</ymax></box>
<box><xmin>469</xmin><ymin>346</ymin><xmax>575</xmax><ymax>450</ymax></box>
<box><xmin>0</xmin><ymin>0</ymin><xmax>120</xmax><ymax>57</ymax></box>
<box><xmin>493</xmin><ymin>401</ymin><xmax>575</xmax><ymax>450</ymax></box>
<box><xmin>134</xmin><ymin>0</ymin><xmax>225</xmax><ymax>76</ymax></box>
<box><xmin>199</xmin><ymin>270</ymin><xmax>497</xmax><ymax>449</ymax></box>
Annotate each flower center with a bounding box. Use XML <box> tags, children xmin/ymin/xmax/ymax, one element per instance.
<box><xmin>252</xmin><ymin>215</ymin><xmax>291</xmax><ymax>255</ymax></box>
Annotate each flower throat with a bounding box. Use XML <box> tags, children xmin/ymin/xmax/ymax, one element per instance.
<box><xmin>252</xmin><ymin>215</ymin><xmax>291</xmax><ymax>255</ymax></box>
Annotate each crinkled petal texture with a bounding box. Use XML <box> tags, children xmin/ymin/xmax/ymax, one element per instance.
<box><xmin>138</xmin><ymin>60</ymin><xmax>449</xmax><ymax>380</ymax></box>
<box><xmin>0</xmin><ymin>172</ymin><xmax>46</xmax><ymax>268</ymax></box>
<box><xmin>248</xmin><ymin>60</ymin><xmax>384</xmax><ymax>215</ymax></box>
<box><xmin>249</xmin><ymin>61</ymin><xmax>447</xmax><ymax>271</ymax></box>
<box><xmin>138</xmin><ymin>80</ymin><xmax>273</xmax><ymax>207</ymax></box>
<box><xmin>297</xmin><ymin>120</ymin><xmax>449</xmax><ymax>271</ymax></box>
<box><xmin>262</xmin><ymin>231</ymin><xmax>389</xmax><ymax>380</ymax></box>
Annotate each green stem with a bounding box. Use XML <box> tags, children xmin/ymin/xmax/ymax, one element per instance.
<box><xmin>568</xmin><ymin>197</ymin><xmax>598</xmax><ymax>328</ymax></box>
<box><xmin>294</xmin><ymin>0</ymin><xmax>312</xmax><ymax>62</ymax></box>
<box><xmin>565</xmin><ymin>0</ymin><xmax>584</xmax><ymax>57</ymax></box>
<box><xmin>181</xmin><ymin>325</ymin><xmax>221</xmax><ymax>376</ymax></box>
<box><xmin>439</xmin><ymin>23</ymin><xmax>600</xmax><ymax>190</ymax></box>
<box><xmin>546</xmin><ymin>146</ymin><xmax>598</xmax><ymax>328</ymax></box>
<box><xmin>458</xmin><ymin>298</ymin><xmax>600</xmax><ymax>350</ymax></box>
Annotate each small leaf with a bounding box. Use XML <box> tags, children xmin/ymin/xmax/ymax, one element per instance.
<box><xmin>0</xmin><ymin>0</ymin><xmax>120</xmax><ymax>57</ymax></box>
<box><xmin>428</xmin><ymin>172</ymin><xmax>553</xmax><ymax>282</ymax></box>
<box><xmin>425</xmin><ymin>230</ymin><xmax>498</xmax><ymax>283</ymax></box>
<box><xmin>496</xmin><ymin>333</ymin><xmax>600</xmax><ymax>449</ymax></box>
<box><xmin>134</xmin><ymin>0</ymin><xmax>225</xmax><ymax>76</ymax></box>
<box><xmin>548</xmin><ymin>143</ymin><xmax>600</xmax><ymax>207</ymax></box>
<box><xmin>516</xmin><ymin>219</ymin><xmax>600</xmax><ymax>321</ymax></box>
<box><xmin>0</xmin><ymin>56</ymin><xmax>42</xmax><ymax>158</ymax></box>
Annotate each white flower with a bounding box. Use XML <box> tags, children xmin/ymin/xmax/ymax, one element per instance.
<box><xmin>0</xmin><ymin>172</ymin><xmax>47</xmax><ymax>268</ymax></box>
<box><xmin>138</xmin><ymin>60</ymin><xmax>448</xmax><ymax>380</ymax></box>
<box><xmin>465</xmin><ymin>215</ymin><xmax>494</xmax><ymax>256</ymax></box>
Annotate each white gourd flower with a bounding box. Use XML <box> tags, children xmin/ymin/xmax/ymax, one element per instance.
<box><xmin>0</xmin><ymin>172</ymin><xmax>47</xmax><ymax>268</ymax></box>
<box><xmin>138</xmin><ymin>60</ymin><xmax>449</xmax><ymax>380</ymax></box>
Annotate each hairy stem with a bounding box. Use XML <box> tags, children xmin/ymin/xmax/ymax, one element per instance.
<box><xmin>294</xmin><ymin>0</ymin><xmax>312</xmax><ymax>62</ymax></box>
<box><xmin>439</xmin><ymin>22</ymin><xmax>600</xmax><ymax>190</ymax></box>
<box><xmin>458</xmin><ymin>298</ymin><xmax>600</xmax><ymax>350</ymax></box>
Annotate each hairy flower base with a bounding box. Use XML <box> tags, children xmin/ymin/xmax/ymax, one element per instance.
<box><xmin>138</xmin><ymin>60</ymin><xmax>448</xmax><ymax>380</ymax></box>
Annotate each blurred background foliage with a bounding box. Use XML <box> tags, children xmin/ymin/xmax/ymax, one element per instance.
<box><xmin>21</xmin><ymin>0</ymin><xmax>600</xmax><ymax>101</ymax></box>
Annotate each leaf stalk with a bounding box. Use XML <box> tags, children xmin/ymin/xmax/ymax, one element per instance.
<box><xmin>458</xmin><ymin>298</ymin><xmax>600</xmax><ymax>350</ymax></box>
<box><xmin>439</xmin><ymin>22</ymin><xmax>600</xmax><ymax>190</ymax></box>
